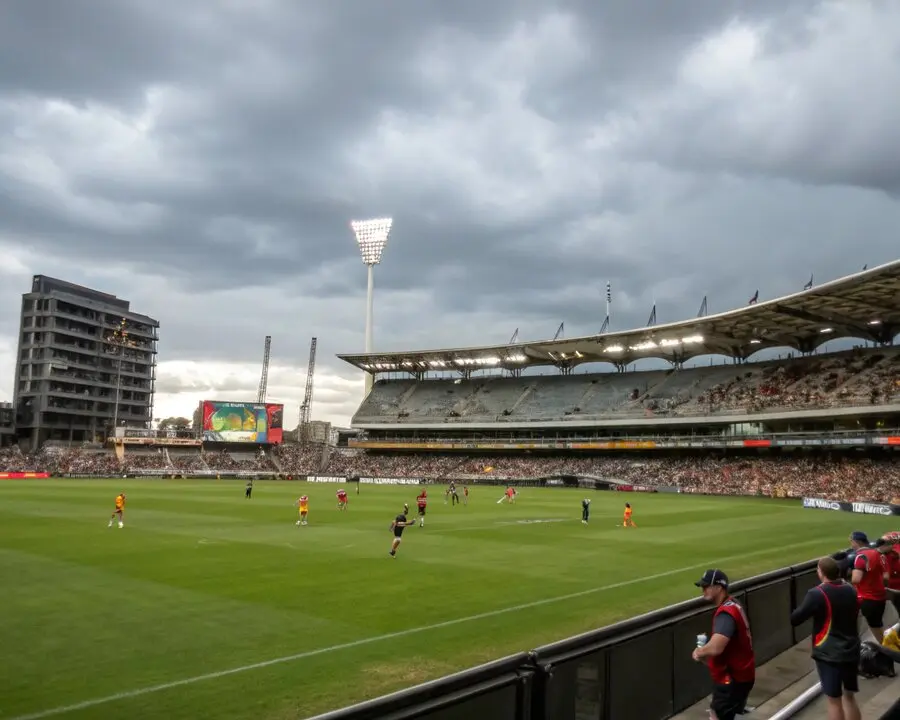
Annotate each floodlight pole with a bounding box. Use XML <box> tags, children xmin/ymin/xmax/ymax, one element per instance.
<box><xmin>364</xmin><ymin>263</ymin><xmax>375</xmax><ymax>393</ymax></box>
<box><xmin>351</xmin><ymin>217</ymin><xmax>393</xmax><ymax>397</ymax></box>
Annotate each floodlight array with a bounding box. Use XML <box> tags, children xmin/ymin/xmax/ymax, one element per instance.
<box><xmin>602</xmin><ymin>334</ymin><xmax>705</xmax><ymax>354</ymax></box>
<box><xmin>358</xmin><ymin>353</ymin><xmax>528</xmax><ymax>372</ymax></box>
<box><xmin>351</xmin><ymin>217</ymin><xmax>393</xmax><ymax>265</ymax></box>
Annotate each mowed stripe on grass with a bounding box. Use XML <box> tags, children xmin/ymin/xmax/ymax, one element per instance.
<box><xmin>1</xmin><ymin>480</ymin><xmax>892</xmax><ymax>720</ymax></box>
<box><xmin>6</xmin><ymin>535</ymin><xmax>837</xmax><ymax>720</ymax></box>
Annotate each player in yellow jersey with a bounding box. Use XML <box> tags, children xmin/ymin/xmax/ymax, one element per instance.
<box><xmin>623</xmin><ymin>502</ymin><xmax>637</xmax><ymax>528</ymax></box>
<box><xmin>108</xmin><ymin>492</ymin><xmax>126</xmax><ymax>529</ymax></box>
<box><xmin>295</xmin><ymin>495</ymin><xmax>309</xmax><ymax>526</ymax></box>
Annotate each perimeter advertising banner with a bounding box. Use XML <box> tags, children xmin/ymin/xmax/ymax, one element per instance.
<box><xmin>802</xmin><ymin>496</ymin><xmax>900</xmax><ymax>516</ymax></box>
<box><xmin>201</xmin><ymin>401</ymin><xmax>284</xmax><ymax>444</ymax></box>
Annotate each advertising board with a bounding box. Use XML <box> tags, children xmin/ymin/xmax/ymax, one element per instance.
<box><xmin>201</xmin><ymin>401</ymin><xmax>284</xmax><ymax>444</ymax></box>
<box><xmin>358</xmin><ymin>477</ymin><xmax>422</xmax><ymax>485</ymax></box>
<box><xmin>802</xmin><ymin>496</ymin><xmax>900</xmax><ymax>515</ymax></box>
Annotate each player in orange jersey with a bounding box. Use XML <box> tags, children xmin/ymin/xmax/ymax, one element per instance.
<box><xmin>336</xmin><ymin>488</ymin><xmax>348</xmax><ymax>510</ymax></box>
<box><xmin>108</xmin><ymin>492</ymin><xmax>126</xmax><ymax>529</ymax></box>
<box><xmin>295</xmin><ymin>495</ymin><xmax>309</xmax><ymax>526</ymax></box>
<box><xmin>623</xmin><ymin>502</ymin><xmax>637</xmax><ymax>528</ymax></box>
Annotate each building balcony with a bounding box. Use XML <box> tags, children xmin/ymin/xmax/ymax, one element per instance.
<box><xmin>44</xmin><ymin>404</ymin><xmax>104</xmax><ymax>417</ymax></box>
<box><xmin>51</xmin><ymin>321</ymin><xmax>101</xmax><ymax>342</ymax></box>
<box><xmin>45</xmin><ymin>369</ymin><xmax>152</xmax><ymax>392</ymax></box>
<box><xmin>48</xmin><ymin>338</ymin><xmax>99</xmax><ymax>356</ymax></box>
<box><xmin>51</xmin><ymin>306</ymin><xmax>102</xmax><ymax>326</ymax></box>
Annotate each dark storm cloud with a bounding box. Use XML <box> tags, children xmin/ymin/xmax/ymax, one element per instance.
<box><xmin>2</xmin><ymin>0</ymin><xmax>900</xmax><ymax>423</ymax></box>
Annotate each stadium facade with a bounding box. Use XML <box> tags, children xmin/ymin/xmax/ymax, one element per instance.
<box><xmin>13</xmin><ymin>275</ymin><xmax>159</xmax><ymax>450</ymax></box>
<box><xmin>338</xmin><ymin>261</ymin><xmax>900</xmax><ymax>448</ymax></box>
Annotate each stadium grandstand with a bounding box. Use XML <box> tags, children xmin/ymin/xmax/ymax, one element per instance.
<box><xmin>3</xmin><ymin>261</ymin><xmax>900</xmax><ymax>504</ymax></box>
<box><xmin>339</xmin><ymin>259</ymin><xmax>900</xmax><ymax>431</ymax></box>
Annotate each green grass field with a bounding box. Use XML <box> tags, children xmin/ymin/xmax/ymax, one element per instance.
<box><xmin>1</xmin><ymin>479</ymin><xmax>895</xmax><ymax>720</ymax></box>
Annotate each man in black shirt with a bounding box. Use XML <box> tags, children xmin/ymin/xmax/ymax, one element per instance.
<box><xmin>581</xmin><ymin>498</ymin><xmax>591</xmax><ymax>525</ymax></box>
<box><xmin>245</xmin><ymin>479</ymin><xmax>253</xmax><ymax>499</ymax></box>
<box><xmin>389</xmin><ymin>509</ymin><xmax>415</xmax><ymax>558</ymax></box>
<box><xmin>790</xmin><ymin>556</ymin><xmax>861</xmax><ymax>720</ymax></box>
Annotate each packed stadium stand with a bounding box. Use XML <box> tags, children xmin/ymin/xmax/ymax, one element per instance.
<box><xmin>351</xmin><ymin>347</ymin><xmax>900</xmax><ymax>425</ymax></box>
<box><xmin>3</xmin><ymin>443</ymin><xmax>900</xmax><ymax>504</ymax></box>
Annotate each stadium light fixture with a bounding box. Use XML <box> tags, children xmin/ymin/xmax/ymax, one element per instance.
<box><xmin>868</xmin><ymin>319</ymin><xmax>882</xmax><ymax>325</ymax></box>
<box><xmin>350</xmin><ymin>217</ymin><xmax>393</xmax><ymax>395</ymax></box>
<box><xmin>351</xmin><ymin>218</ymin><xmax>392</xmax><ymax>266</ymax></box>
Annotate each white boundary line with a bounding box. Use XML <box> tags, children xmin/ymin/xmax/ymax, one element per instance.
<box><xmin>8</xmin><ymin>536</ymin><xmax>829</xmax><ymax>720</ymax></box>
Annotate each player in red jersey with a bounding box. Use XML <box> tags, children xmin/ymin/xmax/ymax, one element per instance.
<box><xmin>336</xmin><ymin>488</ymin><xmax>348</xmax><ymax>510</ymax></box>
<box><xmin>416</xmin><ymin>490</ymin><xmax>427</xmax><ymax>527</ymax></box>
<box><xmin>850</xmin><ymin>531</ymin><xmax>889</xmax><ymax>642</ymax></box>
<box><xmin>877</xmin><ymin>535</ymin><xmax>900</xmax><ymax>615</ymax></box>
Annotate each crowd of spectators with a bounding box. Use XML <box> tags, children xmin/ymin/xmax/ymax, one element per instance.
<box><xmin>694</xmin><ymin>349</ymin><xmax>899</xmax><ymax>415</ymax></box>
<box><xmin>1</xmin><ymin>444</ymin><xmax>898</xmax><ymax>502</ymax></box>
<box><xmin>0</xmin><ymin>446</ymin><xmax>278</xmax><ymax>476</ymax></box>
<box><xmin>359</xmin><ymin>347</ymin><xmax>899</xmax><ymax>424</ymax></box>
<box><xmin>309</xmin><ymin>452</ymin><xmax>900</xmax><ymax>502</ymax></box>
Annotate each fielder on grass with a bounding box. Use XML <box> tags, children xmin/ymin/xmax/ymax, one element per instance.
<box><xmin>389</xmin><ymin>506</ymin><xmax>416</xmax><ymax>558</ymax></box>
<box><xmin>108</xmin><ymin>492</ymin><xmax>126</xmax><ymax>528</ymax></box>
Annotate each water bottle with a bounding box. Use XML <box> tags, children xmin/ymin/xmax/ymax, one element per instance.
<box><xmin>696</xmin><ymin>633</ymin><xmax>708</xmax><ymax>648</ymax></box>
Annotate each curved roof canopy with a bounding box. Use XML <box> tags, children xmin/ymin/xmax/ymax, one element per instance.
<box><xmin>338</xmin><ymin>260</ymin><xmax>900</xmax><ymax>374</ymax></box>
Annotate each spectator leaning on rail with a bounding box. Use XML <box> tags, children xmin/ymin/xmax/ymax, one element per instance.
<box><xmin>692</xmin><ymin>569</ymin><xmax>756</xmax><ymax>720</ymax></box>
<box><xmin>848</xmin><ymin>531</ymin><xmax>889</xmax><ymax>642</ymax></box>
<box><xmin>875</xmin><ymin>535</ymin><xmax>900</xmax><ymax>616</ymax></box>
<box><xmin>790</xmin><ymin>557</ymin><xmax>861</xmax><ymax>720</ymax></box>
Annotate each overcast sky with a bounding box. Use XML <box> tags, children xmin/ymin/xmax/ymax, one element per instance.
<box><xmin>1</xmin><ymin>0</ymin><xmax>899</xmax><ymax>428</ymax></box>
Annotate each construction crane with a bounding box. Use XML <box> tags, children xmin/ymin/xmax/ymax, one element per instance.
<box><xmin>257</xmin><ymin>335</ymin><xmax>272</xmax><ymax>403</ymax></box>
<box><xmin>298</xmin><ymin>337</ymin><xmax>317</xmax><ymax>443</ymax></box>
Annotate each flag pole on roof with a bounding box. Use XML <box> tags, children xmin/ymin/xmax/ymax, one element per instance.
<box><xmin>602</xmin><ymin>281</ymin><xmax>611</xmax><ymax>334</ymax></box>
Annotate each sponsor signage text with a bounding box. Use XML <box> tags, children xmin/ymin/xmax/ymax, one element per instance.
<box><xmin>802</xmin><ymin>497</ymin><xmax>900</xmax><ymax>516</ymax></box>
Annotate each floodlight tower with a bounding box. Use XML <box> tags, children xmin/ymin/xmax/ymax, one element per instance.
<box><xmin>350</xmin><ymin>217</ymin><xmax>393</xmax><ymax>395</ymax></box>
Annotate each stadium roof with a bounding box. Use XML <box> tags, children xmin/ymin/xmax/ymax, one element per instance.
<box><xmin>338</xmin><ymin>260</ymin><xmax>900</xmax><ymax>374</ymax></box>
